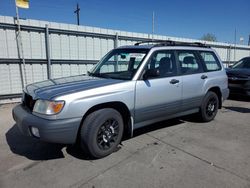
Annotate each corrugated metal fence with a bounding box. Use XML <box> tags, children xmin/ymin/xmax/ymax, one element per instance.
<box><xmin>0</xmin><ymin>15</ymin><xmax>250</xmax><ymax>101</ymax></box>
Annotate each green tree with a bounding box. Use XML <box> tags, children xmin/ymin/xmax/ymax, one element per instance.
<box><xmin>200</xmin><ymin>33</ymin><xmax>217</xmax><ymax>42</ymax></box>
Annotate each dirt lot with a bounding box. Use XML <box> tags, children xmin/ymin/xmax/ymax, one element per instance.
<box><xmin>0</xmin><ymin>98</ymin><xmax>250</xmax><ymax>188</ymax></box>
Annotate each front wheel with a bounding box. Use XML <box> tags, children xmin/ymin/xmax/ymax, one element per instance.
<box><xmin>199</xmin><ymin>91</ymin><xmax>219</xmax><ymax>122</ymax></box>
<box><xmin>80</xmin><ymin>108</ymin><xmax>124</xmax><ymax>158</ymax></box>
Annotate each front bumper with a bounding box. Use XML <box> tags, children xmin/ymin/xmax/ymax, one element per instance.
<box><xmin>12</xmin><ymin>104</ymin><xmax>82</xmax><ymax>144</ymax></box>
<box><xmin>222</xmin><ymin>88</ymin><xmax>230</xmax><ymax>101</ymax></box>
<box><xmin>228</xmin><ymin>78</ymin><xmax>250</xmax><ymax>96</ymax></box>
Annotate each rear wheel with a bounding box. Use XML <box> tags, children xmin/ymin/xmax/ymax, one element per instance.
<box><xmin>199</xmin><ymin>91</ymin><xmax>219</xmax><ymax>122</ymax></box>
<box><xmin>80</xmin><ymin>108</ymin><xmax>124</xmax><ymax>158</ymax></box>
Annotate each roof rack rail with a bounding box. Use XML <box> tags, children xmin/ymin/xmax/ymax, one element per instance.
<box><xmin>134</xmin><ymin>40</ymin><xmax>174</xmax><ymax>46</ymax></box>
<box><xmin>134</xmin><ymin>40</ymin><xmax>210</xmax><ymax>48</ymax></box>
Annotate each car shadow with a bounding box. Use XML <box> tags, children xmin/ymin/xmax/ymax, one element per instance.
<box><xmin>5</xmin><ymin>124</ymin><xmax>103</xmax><ymax>161</ymax></box>
<box><xmin>6</xmin><ymin>119</ymin><xmax>185</xmax><ymax>161</ymax></box>
<box><xmin>5</xmin><ymin>124</ymin><xmax>66</xmax><ymax>160</ymax></box>
<box><xmin>132</xmin><ymin>118</ymin><xmax>185</xmax><ymax>138</ymax></box>
<box><xmin>223</xmin><ymin>106</ymin><xmax>250</xmax><ymax>113</ymax></box>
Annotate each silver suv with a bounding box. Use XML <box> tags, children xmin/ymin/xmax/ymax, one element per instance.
<box><xmin>13</xmin><ymin>41</ymin><xmax>229</xmax><ymax>158</ymax></box>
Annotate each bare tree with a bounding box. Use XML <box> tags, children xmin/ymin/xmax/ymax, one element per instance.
<box><xmin>201</xmin><ymin>33</ymin><xmax>217</xmax><ymax>42</ymax></box>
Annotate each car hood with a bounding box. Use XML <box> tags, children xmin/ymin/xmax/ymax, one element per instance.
<box><xmin>226</xmin><ymin>68</ymin><xmax>250</xmax><ymax>77</ymax></box>
<box><xmin>24</xmin><ymin>75</ymin><xmax>125</xmax><ymax>100</ymax></box>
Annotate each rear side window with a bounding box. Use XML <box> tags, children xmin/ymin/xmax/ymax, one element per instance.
<box><xmin>199</xmin><ymin>51</ymin><xmax>221</xmax><ymax>71</ymax></box>
<box><xmin>177</xmin><ymin>51</ymin><xmax>203</xmax><ymax>75</ymax></box>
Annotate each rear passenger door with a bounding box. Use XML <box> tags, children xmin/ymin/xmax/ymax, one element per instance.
<box><xmin>176</xmin><ymin>50</ymin><xmax>206</xmax><ymax>112</ymax></box>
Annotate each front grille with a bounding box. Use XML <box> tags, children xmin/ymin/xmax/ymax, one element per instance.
<box><xmin>228</xmin><ymin>79</ymin><xmax>247</xmax><ymax>85</ymax></box>
<box><xmin>229</xmin><ymin>88</ymin><xmax>247</xmax><ymax>95</ymax></box>
<box><xmin>22</xmin><ymin>93</ymin><xmax>36</xmax><ymax>111</ymax></box>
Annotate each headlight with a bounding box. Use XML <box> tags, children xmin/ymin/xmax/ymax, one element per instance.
<box><xmin>33</xmin><ymin>100</ymin><xmax>65</xmax><ymax>115</ymax></box>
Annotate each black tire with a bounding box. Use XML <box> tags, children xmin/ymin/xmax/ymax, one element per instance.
<box><xmin>80</xmin><ymin>108</ymin><xmax>124</xmax><ymax>158</ymax></box>
<box><xmin>199</xmin><ymin>91</ymin><xmax>219</xmax><ymax>122</ymax></box>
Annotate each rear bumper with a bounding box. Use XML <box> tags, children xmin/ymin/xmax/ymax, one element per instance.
<box><xmin>12</xmin><ymin>104</ymin><xmax>81</xmax><ymax>144</ymax></box>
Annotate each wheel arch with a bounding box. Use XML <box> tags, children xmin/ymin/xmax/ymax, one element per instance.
<box><xmin>207</xmin><ymin>86</ymin><xmax>222</xmax><ymax>109</ymax></box>
<box><xmin>76</xmin><ymin>101</ymin><xmax>132</xmax><ymax>143</ymax></box>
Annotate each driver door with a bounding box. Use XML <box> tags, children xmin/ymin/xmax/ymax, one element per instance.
<box><xmin>134</xmin><ymin>50</ymin><xmax>182</xmax><ymax>128</ymax></box>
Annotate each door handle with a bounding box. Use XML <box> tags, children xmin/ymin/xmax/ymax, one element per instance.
<box><xmin>170</xmin><ymin>79</ymin><xmax>180</xmax><ymax>84</ymax></box>
<box><xmin>201</xmin><ymin>75</ymin><xmax>208</xmax><ymax>79</ymax></box>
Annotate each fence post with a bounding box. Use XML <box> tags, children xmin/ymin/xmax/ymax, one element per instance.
<box><xmin>114</xmin><ymin>33</ymin><xmax>119</xmax><ymax>71</ymax></box>
<box><xmin>45</xmin><ymin>24</ymin><xmax>51</xmax><ymax>79</ymax></box>
<box><xmin>114</xmin><ymin>32</ymin><xmax>118</xmax><ymax>49</ymax></box>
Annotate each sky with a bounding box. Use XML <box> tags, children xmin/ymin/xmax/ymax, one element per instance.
<box><xmin>0</xmin><ymin>0</ymin><xmax>249</xmax><ymax>44</ymax></box>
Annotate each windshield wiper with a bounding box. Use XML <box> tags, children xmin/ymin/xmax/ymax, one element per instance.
<box><xmin>88</xmin><ymin>71</ymin><xmax>99</xmax><ymax>77</ymax></box>
<box><xmin>88</xmin><ymin>72</ymin><xmax>111</xmax><ymax>79</ymax></box>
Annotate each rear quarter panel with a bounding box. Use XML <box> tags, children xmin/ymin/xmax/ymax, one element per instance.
<box><xmin>204</xmin><ymin>70</ymin><xmax>228</xmax><ymax>93</ymax></box>
<box><xmin>205</xmin><ymin>50</ymin><xmax>228</xmax><ymax>95</ymax></box>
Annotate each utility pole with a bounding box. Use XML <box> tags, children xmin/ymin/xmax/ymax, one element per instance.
<box><xmin>74</xmin><ymin>3</ymin><xmax>80</xmax><ymax>25</ymax></box>
<box><xmin>152</xmin><ymin>11</ymin><xmax>155</xmax><ymax>40</ymax></box>
<box><xmin>234</xmin><ymin>28</ymin><xmax>236</xmax><ymax>63</ymax></box>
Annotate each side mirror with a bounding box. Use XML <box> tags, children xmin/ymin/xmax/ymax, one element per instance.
<box><xmin>143</xmin><ymin>69</ymin><xmax>160</xmax><ymax>80</ymax></box>
<box><xmin>120</xmin><ymin>54</ymin><xmax>127</xmax><ymax>59</ymax></box>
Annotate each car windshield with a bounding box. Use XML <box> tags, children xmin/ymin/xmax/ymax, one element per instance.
<box><xmin>232</xmin><ymin>58</ymin><xmax>250</xmax><ymax>69</ymax></box>
<box><xmin>89</xmin><ymin>48</ymin><xmax>149</xmax><ymax>80</ymax></box>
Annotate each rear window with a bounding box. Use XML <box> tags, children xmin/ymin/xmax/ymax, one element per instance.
<box><xmin>199</xmin><ymin>51</ymin><xmax>221</xmax><ymax>71</ymax></box>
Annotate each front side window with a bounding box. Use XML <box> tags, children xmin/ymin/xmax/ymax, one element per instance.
<box><xmin>177</xmin><ymin>51</ymin><xmax>203</xmax><ymax>75</ymax></box>
<box><xmin>90</xmin><ymin>49</ymin><xmax>149</xmax><ymax>80</ymax></box>
<box><xmin>200</xmin><ymin>51</ymin><xmax>221</xmax><ymax>71</ymax></box>
<box><xmin>145</xmin><ymin>50</ymin><xmax>177</xmax><ymax>79</ymax></box>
